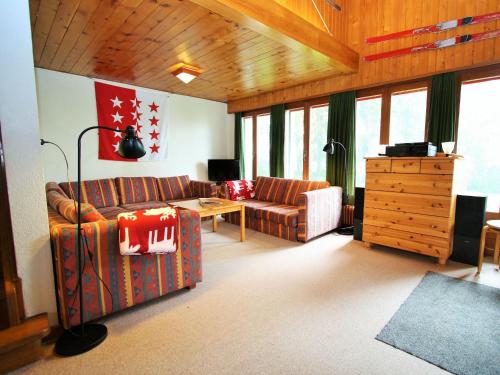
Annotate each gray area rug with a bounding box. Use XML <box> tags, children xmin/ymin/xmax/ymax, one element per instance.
<box><xmin>376</xmin><ymin>272</ymin><xmax>500</xmax><ymax>375</ymax></box>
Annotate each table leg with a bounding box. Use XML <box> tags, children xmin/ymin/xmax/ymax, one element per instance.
<box><xmin>212</xmin><ymin>214</ymin><xmax>218</xmax><ymax>232</ymax></box>
<box><xmin>493</xmin><ymin>231</ymin><xmax>500</xmax><ymax>266</ymax></box>
<box><xmin>240</xmin><ymin>205</ymin><xmax>245</xmax><ymax>242</ymax></box>
<box><xmin>477</xmin><ymin>225</ymin><xmax>488</xmax><ymax>274</ymax></box>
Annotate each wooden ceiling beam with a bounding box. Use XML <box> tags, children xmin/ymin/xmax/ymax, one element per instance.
<box><xmin>187</xmin><ymin>0</ymin><xmax>359</xmax><ymax>73</ymax></box>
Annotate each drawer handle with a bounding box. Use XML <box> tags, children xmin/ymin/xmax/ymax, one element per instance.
<box><xmin>431</xmin><ymin>225</ymin><xmax>438</xmax><ymax>229</ymax></box>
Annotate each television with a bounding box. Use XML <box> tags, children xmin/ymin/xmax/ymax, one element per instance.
<box><xmin>208</xmin><ymin>159</ymin><xmax>240</xmax><ymax>182</ymax></box>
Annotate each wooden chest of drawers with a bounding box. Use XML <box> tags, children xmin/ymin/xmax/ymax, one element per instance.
<box><xmin>362</xmin><ymin>156</ymin><xmax>460</xmax><ymax>264</ymax></box>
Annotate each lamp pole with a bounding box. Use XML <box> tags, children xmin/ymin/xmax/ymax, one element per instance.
<box><xmin>55</xmin><ymin>125</ymin><xmax>145</xmax><ymax>356</ymax></box>
<box><xmin>325</xmin><ymin>138</ymin><xmax>349</xmax><ymax>204</ymax></box>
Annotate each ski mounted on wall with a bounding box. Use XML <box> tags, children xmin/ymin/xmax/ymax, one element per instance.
<box><xmin>366</xmin><ymin>11</ymin><xmax>500</xmax><ymax>44</ymax></box>
<box><xmin>364</xmin><ymin>29</ymin><xmax>500</xmax><ymax>61</ymax></box>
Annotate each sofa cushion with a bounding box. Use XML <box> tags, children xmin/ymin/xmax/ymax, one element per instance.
<box><xmin>255</xmin><ymin>204</ymin><xmax>299</xmax><ymax>227</ymax></box>
<box><xmin>60</xmin><ymin>178</ymin><xmax>119</xmax><ymax>208</ymax></box>
<box><xmin>46</xmin><ymin>189</ymin><xmax>69</xmax><ymax>212</ymax></box>
<box><xmin>115</xmin><ymin>177</ymin><xmax>160</xmax><ymax>205</ymax></box>
<box><xmin>157</xmin><ymin>175</ymin><xmax>192</xmax><ymax>201</ymax></box>
<box><xmin>241</xmin><ymin>199</ymin><xmax>277</xmax><ymax>218</ymax></box>
<box><xmin>80</xmin><ymin>204</ymin><xmax>106</xmax><ymax>222</ymax></box>
<box><xmin>281</xmin><ymin>180</ymin><xmax>330</xmax><ymax>206</ymax></box>
<box><xmin>121</xmin><ymin>201</ymin><xmax>169</xmax><ymax>211</ymax></box>
<box><xmin>46</xmin><ymin>182</ymin><xmax>68</xmax><ymax>196</ymax></box>
<box><xmin>97</xmin><ymin>206</ymin><xmax>128</xmax><ymax>220</ymax></box>
<box><xmin>254</xmin><ymin>177</ymin><xmax>291</xmax><ymax>202</ymax></box>
<box><xmin>57</xmin><ymin>199</ymin><xmax>105</xmax><ymax>223</ymax></box>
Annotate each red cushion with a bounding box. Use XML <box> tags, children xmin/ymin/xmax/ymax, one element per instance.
<box><xmin>226</xmin><ymin>180</ymin><xmax>256</xmax><ymax>201</ymax></box>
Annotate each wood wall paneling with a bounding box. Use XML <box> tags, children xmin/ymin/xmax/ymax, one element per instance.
<box><xmin>228</xmin><ymin>0</ymin><xmax>500</xmax><ymax>112</ymax></box>
<box><xmin>28</xmin><ymin>0</ymin><xmax>500</xmax><ymax>108</ymax></box>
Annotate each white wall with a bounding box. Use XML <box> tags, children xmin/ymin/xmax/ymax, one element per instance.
<box><xmin>36</xmin><ymin>68</ymin><xmax>235</xmax><ymax>182</ymax></box>
<box><xmin>0</xmin><ymin>3</ymin><xmax>56</xmax><ymax>322</ymax></box>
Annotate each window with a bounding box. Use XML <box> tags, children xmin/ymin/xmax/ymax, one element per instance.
<box><xmin>355</xmin><ymin>96</ymin><xmax>382</xmax><ymax>187</ymax></box>
<box><xmin>242</xmin><ymin>116</ymin><xmax>253</xmax><ymax>180</ymax></box>
<box><xmin>309</xmin><ymin>105</ymin><xmax>329</xmax><ymax>181</ymax></box>
<box><xmin>456</xmin><ymin>77</ymin><xmax>500</xmax><ymax>212</ymax></box>
<box><xmin>389</xmin><ymin>89</ymin><xmax>428</xmax><ymax>145</ymax></box>
<box><xmin>256</xmin><ymin>114</ymin><xmax>271</xmax><ymax>177</ymax></box>
<box><xmin>284</xmin><ymin>109</ymin><xmax>304</xmax><ymax>179</ymax></box>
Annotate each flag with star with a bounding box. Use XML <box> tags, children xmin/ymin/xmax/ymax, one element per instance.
<box><xmin>95</xmin><ymin>81</ymin><xmax>168</xmax><ymax>161</ymax></box>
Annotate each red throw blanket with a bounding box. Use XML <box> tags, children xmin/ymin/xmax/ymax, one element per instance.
<box><xmin>117</xmin><ymin>207</ymin><xmax>179</xmax><ymax>255</ymax></box>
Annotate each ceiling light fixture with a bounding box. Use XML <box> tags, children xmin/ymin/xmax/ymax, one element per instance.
<box><xmin>168</xmin><ymin>63</ymin><xmax>202</xmax><ymax>84</ymax></box>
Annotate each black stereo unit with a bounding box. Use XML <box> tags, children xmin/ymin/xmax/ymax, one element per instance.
<box><xmin>451</xmin><ymin>195</ymin><xmax>486</xmax><ymax>266</ymax></box>
<box><xmin>353</xmin><ymin>187</ymin><xmax>365</xmax><ymax>241</ymax></box>
<box><xmin>385</xmin><ymin>142</ymin><xmax>437</xmax><ymax>157</ymax></box>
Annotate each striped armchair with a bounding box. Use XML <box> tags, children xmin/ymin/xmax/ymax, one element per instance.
<box><xmin>223</xmin><ymin>177</ymin><xmax>342</xmax><ymax>242</ymax></box>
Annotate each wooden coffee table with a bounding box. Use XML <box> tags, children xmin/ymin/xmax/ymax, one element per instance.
<box><xmin>172</xmin><ymin>198</ymin><xmax>245</xmax><ymax>241</ymax></box>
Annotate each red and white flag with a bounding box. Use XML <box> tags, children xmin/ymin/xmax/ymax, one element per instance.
<box><xmin>95</xmin><ymin>81</ymin><xmax>168</xmax><ymax>161</ymax></box>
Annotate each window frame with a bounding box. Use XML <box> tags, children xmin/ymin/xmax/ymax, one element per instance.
<box><xmin>241</xmin><ymin>64</ymin><xmax>500</xmax><ymax>209</ymax></box>
<box><xmin>455</xmin><ymin>65</ymin><xmax>500</xmax><ymax>149</ymax></box>
<box><xmin>356</xmin><ymin>79</ymin><xmax>431</xmax><ymax>145</ymax></box>
<box><xmin>242</xmin><ymin>108</ymin><xmax>270</xmax><ymax>179</ymax></box>
<box><xmin>285</xmin><ymin>98</ymin><xmax>329</xmax><ymax>180</ymax></box>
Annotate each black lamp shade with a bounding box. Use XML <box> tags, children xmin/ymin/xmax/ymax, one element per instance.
<box><xmin>323</xmin><ymin>139</ymin><xmax>335</xmax><ymax>155</ymax></box>
<box><xmin>118</xmin><ymin>126</ymin><xmax>146</xmax><ymax>159</ymax></box>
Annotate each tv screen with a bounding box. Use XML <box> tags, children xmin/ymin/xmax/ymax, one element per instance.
<box><xmin>208</xmin><ymin>159</ymin><xmax>240</xmax><ymax>182</ymax></box>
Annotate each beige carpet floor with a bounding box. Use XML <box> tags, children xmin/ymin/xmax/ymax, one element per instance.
<box><xmin>14</xmin><ymin>220</ymin><xmax>500</xmax><ymax>375</ymax></box>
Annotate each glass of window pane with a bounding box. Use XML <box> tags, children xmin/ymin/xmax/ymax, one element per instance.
<box><xmin>243</xmin><ymin>117</ymin><xmax>253</xmax><ymax>180</ymax></box>
<box><xmin>309</xmin><ymin>105</ymin><xmax>329</xmax><ymax>181</ymax></box>
<box><xmin>457</xmin><ymin>78</ymin><xmax>500</xmax><ymax>212</ymax></box>
<box><xmin>256</xmin><ymin>114</ymin><xmax>270</xmax><ymax>177</ymax></box>
<box><xmin>284</xmin><ymin>109</ymin><xmax>304</xmax><ymax>179</ymax></box>
<box><xmin>355</xmin><ymin>97</ymin><xmax>382</xmax><ymax>187</ymax></box>
<box><xmin>389</xmin><ymin>89</ymin><xmax>427</xmax><ymax>145</ymax></box>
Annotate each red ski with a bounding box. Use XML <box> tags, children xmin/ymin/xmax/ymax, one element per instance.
<box><xmin>364</xmin><ymin>29</ymin><xmax>500</xmax><ymax>61</ymax></box>
<box><xmin>366</xmin><ymin>11</ymin><xmax>500</xmax><ymax>44</ymax></box>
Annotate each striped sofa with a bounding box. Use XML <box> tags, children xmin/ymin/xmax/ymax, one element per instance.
<box><xmin>223</xmin><ymin>177</ymin><xmax>342</xmax><ymax>242</ymax></box>
<box><xmin>46</xmin><ymin>176</ymin><xmax>216</xmax><ymax>329</ymax></box>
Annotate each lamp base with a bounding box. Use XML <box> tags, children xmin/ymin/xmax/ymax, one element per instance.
<box><xmin>335</xmin><ymin>226</ymin><xmax>354</xmax><ymax>235</ymax></box>
<box><xmin>54</xmin><ymin>323</ymin><xmax>107</xmax><ymax>356</ymax></box>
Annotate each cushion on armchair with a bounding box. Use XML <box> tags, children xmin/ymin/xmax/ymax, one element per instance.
<box><xmin>157</xmin><ymin>175</ymin><xmax>192</xmax><ymax>201</ymax></box>
<box><xmin>226</xmin><ymin>180</ymin><xmax>256</xmax><ymax>201</ymax></box>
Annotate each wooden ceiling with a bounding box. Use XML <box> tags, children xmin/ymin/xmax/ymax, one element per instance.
<box><xmin>29</xmin><ymin>0</ymin><xmax>356</xmax><ymax>102</ymax></box>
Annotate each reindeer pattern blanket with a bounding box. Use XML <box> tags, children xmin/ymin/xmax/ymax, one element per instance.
<box><xmin>117</xmin><ymin>206</ymin><xmax>179</xmax><ymax>255</ymax></box>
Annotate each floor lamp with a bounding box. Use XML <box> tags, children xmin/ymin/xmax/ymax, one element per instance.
<box><xmin>54</xmin><ymin>125</ymin><xmax>145</xmax><ymax>356</ymax></box>
<box><xmin>323</xmin><ymin>138</ymin><xmax>354</xmax><ymax>235</ymax></box>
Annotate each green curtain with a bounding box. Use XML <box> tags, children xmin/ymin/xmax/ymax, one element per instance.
<box><xmin>270</xmin><ymin>104</ymin><xmax>285</xmax><ymax>178</ymax></box>
<box><xmin>428</xmin><ymin>72</ymin><xmax>457</xmax><ymax>152</ymax></box>
<box><xmin>234</xmin><ymin>112</ymin><xmax>245</xmax><ymax>179</ymax></box>
<box><xmin>326</xmin><ymin>91</ymin><xmax>356</xmax><ymax>204</ymax></box>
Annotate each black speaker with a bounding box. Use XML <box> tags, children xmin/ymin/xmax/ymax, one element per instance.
<box><xmin>451</xmin><ymin>195</ymin><xmax>486</xmax><ymax>266</ymax></box>
<box><xmin>353</xmin><ymin>187</ymin><xmax>365</xmax><ymax>241</ymax></box>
